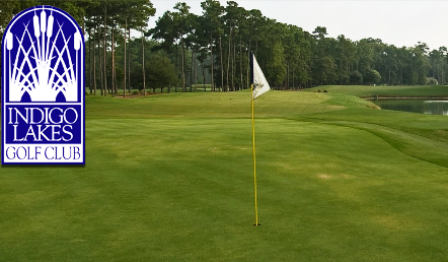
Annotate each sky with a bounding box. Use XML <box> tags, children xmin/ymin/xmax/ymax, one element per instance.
<box><xmin>148</xmin><ymin>0</ymin><xmax>448</xmax><ymax>51</ymax></box>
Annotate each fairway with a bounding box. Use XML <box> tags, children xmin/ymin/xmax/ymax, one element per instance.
<box><xmin>1</xmin><ymin>90</ymin><xmax>448</xmax><ymax>261</ymax></box>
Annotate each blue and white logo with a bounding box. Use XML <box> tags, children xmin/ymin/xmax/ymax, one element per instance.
<box><xmin>2</xmin><ymin>6</ymin><xmax>85</xmax><ymax>164</ymax></box>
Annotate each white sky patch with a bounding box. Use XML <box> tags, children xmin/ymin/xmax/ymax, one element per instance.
<box><xmin>147</xmin><ymin>0</ymin><xmax>448</xmax><ymax>50</ymax></box>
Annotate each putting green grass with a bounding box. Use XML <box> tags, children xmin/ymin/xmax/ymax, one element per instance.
<box><xmin>1</xmin><ymin>90</ymin><xmax>448</xmax><ymax>261</ymax></box>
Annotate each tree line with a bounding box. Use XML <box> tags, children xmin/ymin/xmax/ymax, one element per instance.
<box><xmin>1</xmin><ymin>0</ymin><xmax>447</xmax><ymax>98</ymax></box>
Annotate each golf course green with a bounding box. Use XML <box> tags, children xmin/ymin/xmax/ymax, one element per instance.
<box><xmin>1</xmin><ymin>86</ymin><xmax>447</xmax><ymax>261</ymax></box>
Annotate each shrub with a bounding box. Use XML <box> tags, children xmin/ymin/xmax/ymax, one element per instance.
<box><xmin>364</xmin><ymin>68</ymin><xmax>381</xmax><ymax>85</ymax></box>
<box><xmin>350</xmin><ymin>71</ymin><xmax>363</xmax><ymax>85</ymax></box>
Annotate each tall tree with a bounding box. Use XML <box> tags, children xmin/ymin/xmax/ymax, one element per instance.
<box><xmin>172</xmin><ymin>2</ymin><xmax>193</xmax><ymax>92</ymax></box>
<box><xmin>224</xmin><ymin>1</ymin><xmax>238</xmax><ymax>91</ymax></box>
<box><xmin>137</xmin><ymin>2</ymin><xmax>156</xmax><ymax>96</ymax></box>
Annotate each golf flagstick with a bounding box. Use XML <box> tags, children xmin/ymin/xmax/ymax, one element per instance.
<box><xmin>250</xmin><ymin>53</ymin><xmax>270</xmax><ymax>226</ymax></box>
<box><xmin>251</xmin><ymin>82</ymin><xmax>259</xmax><ymax>227</ymax></box>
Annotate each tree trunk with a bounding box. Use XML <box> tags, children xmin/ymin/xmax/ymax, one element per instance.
<box><xmin>89</xmin><ymin>27</ymin><xmax>92</xmax><ymax>94</ymax></box>
<box><xmin>292</xmin><ymin>64</ymin><xmax>295</xmax><ymax>89</ymax></box>
<box><xmin>246</xmin><ymin>32</ymin><xmax>252</xmax><ymax>89</ymax></box>
<box><xmin>210</xmin><ymin>32</ymin><xmax>214</xmax><ymax>92</ymax></box>
<box><xmin>142</xmin><ymin>26</ymin><xmax>146</xmax><ymax>96</ymax></box>
<box><xmin>219</xmin><ymin>35</ymin><xmax>223</xmax><ymax>91</ymax></box>
<box><xmin>239</xmin><ymin>38</ymin><xmax>243</xmax><ymax>90</ymax></box>
<box><xmin>103</xmin><ymin>6</ymin><xmax>108</xmax><ymax>96</ymax></box>
<box><xmin>93</xmin><ymin>28</ymin><xmax>96</xmax><ymax>95</ymax></box>
<box><xmin>190</xmin><ymin>51</ymin><xmax>194</xmax><ymax>92</ymax></box>
<box><xmin>181</xmin><ymin>39</ymin><xmax>186</xmax><ymax>92</ymax></box>
<box><xmin>175</xmin><ymin>45</ymin><xmax>178</xmax><ymax>92</ymax></box>
<box><xmin>98</xmin><ymin>26</ymin><xmax>103</xmax><ymax>96</ymax></box>
<box><xmin>128</xmin><ymin>27</ymin><xmax>131</xmax><ymax>93</ymax></box>
<box><xmin>123</xmin><ymin>19</ymin><xmax>127</xmax><ymax>98</ymax></box>
<box><xmin>195</xmin><ymin>53</ymin><xmax>198</xmax><ymax>89</ymax></box>
<box><xmin>203</xmin><ymin>62</ymin><xmax>206</xmax><ymax>91</ymax></box>
<box><xmin>226</xmin><ymin>26</ymin><xmax>231</xmax><ymax>92</ymax></box>
<box><xmin>232</xmin><ymin>33</ymin><xmax>235</xmax><ymax>91</ymax></box>
<box><xmin>111</xmin><ymin>27</ymin><xmax>116</xmax><ymax>94</ymax></box>
<box><xmin>82</xmin><ymin>17</ymin><xmax>85</xmax><ymax>36</ymax></box>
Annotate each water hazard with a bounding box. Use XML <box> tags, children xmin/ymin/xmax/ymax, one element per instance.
<box><xmin>374</xmin><ymin>100</ymin><xmax>448</xmax><ymax>115</ymax></box>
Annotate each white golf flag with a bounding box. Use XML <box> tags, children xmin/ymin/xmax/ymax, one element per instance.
<box><xmin>252</xmin><ymin>54</ymin><xmax>271</xmax><ymax>99</ymax></box>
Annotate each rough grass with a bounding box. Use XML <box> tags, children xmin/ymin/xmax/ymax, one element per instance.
<box><xmin>1</xmin><ymin>90</ymin><xmax>447</xmax><ymax>261</ymax></box>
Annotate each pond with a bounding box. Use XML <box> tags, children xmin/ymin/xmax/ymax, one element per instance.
<box><xmin>374</xmin><ymin>100</ymin><xmax>448</xmax><ymax>115</ymax></box>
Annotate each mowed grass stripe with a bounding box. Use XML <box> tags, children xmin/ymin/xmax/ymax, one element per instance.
<box><xmin>85</xmin><ymin>91</ymin><xmax>349</xmax><ymax>119</ymax></box>
<box><xmin>291</xmin><ymin>117</ymin><xmax>448</xmax><ymax>168</ymax></box>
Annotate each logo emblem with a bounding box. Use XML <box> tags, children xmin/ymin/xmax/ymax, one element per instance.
<box><xmin>2</xmin><ymin>6</ymin><xmax>85</xmax><ymax>164</ymax></box>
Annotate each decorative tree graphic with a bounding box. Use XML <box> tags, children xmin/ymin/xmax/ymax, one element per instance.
<box><xmin>4</xmin><ymin>6</ymin><xmax>82</xmax><ymax>102</ymax></box>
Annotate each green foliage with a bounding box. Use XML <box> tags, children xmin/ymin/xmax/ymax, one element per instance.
<box><xmin>350</xmin><ymin>71</ymin><xmax>363</xmax><ymax>85</ymax></box>
<box><xmin>363</xmin><ymin>68</ymin><xmax>381</xmax><ymax>85</ymax></box>
<box><xmin>265</xmin><ymin>41</ymin><xmax>286</xmax><ymax>87</ymax></box>
<box><xmin>146</xmin><ymin>54</ymin><xmax>177</xmax><ymax>92</ymax></box>
<box><xmin>315</xmin><ymin>55</ymin><xmax>337</xmax><ymax>85</ymax></box>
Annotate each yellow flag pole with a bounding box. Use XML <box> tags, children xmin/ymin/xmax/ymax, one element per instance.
<box><xmin>251</xmin><ymin>83</ymin><xmax>259</xmax><ymax>227</ymax></box>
